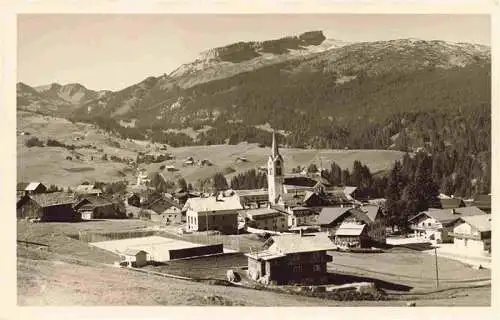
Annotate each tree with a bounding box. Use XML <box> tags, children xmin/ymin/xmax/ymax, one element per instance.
<box><xmin>212</xmin><ymin>172</ymin><xmax>229</xmax><ymax>191</ymax></box>
<box><xmin>413</xmin><ymin>155</ymin><xmax>440</xmax><ymax>212</ymax></box>
<box><xmin>385</xmin><ymin>161</ymin><xmax>406</xmax><ymax>231</ymax></box>
<box><xmin>177</xmin><ymin>178</ymin><xmax>188</xmax><ymax>191</ymax></box>
<box><xmin>307</xmin><ymin>163</ymin><xmax>318</xmax><ymax>174</ymax></box>
<box><xmin>25</xmin><ymin>137</ymin><xmax>44</xmax><ymax>148</ymax></box>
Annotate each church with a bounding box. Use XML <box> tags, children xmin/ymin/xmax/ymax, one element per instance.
<box><xmin>268</xmin><ymin>131</ymin><xmax>344</xmax><ymax>207</ymax></box>
<box><xmin>235</xmin><ymin>131</ymin><xmax>355</xmax><ymax>210</ymax></box>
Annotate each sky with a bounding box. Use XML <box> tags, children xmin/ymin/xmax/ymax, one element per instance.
<box><xmin>17</xmin><ymin>14</ymin><xmax>491</xmax><ymax>91</ymax></box>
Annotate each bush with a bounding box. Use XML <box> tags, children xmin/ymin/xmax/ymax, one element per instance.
<box><xmin>46</xmin><ymin>139</ymin><xmax>65</xmax><ymax>147</ymax></box>
<box><xmin>25</xmin><ymin>137</ymin><xmax>44</xmax><ymax>148</ymax></box>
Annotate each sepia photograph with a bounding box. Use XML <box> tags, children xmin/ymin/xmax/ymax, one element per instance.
<box><xmin>13</xmin><ymin>11</ymin><xmax>492</xmax><ymax>308</ymax></box>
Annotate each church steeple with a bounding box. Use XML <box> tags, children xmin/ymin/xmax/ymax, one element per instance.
<box><xmin>268</xmin><ymin>130</ymin><xmax>284</xmax><ymax>205</ymax></box>
<box><xmin>272</xmin><ymin>130</ymin><xmax>279</xmax><ymax>158</ymax></box>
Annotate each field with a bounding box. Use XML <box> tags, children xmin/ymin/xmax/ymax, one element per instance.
<box><xmin>17</xmin><ymin>111</ymin><xmax>405</xmax><ymax>188</ymax></box>
<box><xmin>17</xmin><ymin>220</ymin><xmax>491</xmax><ymax>306</ymax></box>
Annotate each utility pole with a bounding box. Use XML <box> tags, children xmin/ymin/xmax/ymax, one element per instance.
<box><xmin>434</xmin><ymin>247</ymin><xmax>440</xmax><ymax>288</ymax></box>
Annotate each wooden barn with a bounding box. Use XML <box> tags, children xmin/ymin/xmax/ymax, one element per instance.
<box><xmin>17</xmin><ymin>192</ymin><xmax>79</xmax><ymax>222</ymax></box>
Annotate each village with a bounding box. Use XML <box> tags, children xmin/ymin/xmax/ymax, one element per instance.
<box><xmin>16</xmin><ymin>131</ymin><xmax>492</xmax><ymax>304</ymax></box>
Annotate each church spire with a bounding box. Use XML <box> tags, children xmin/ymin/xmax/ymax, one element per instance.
<box><xmin>272</xmin><ymin>130</ymin><xmax>279</xmax><ymax>158</ymax></box>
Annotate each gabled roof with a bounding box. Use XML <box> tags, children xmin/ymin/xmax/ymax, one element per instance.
<box><xmin>318</xmin><ymin>207</ymin><xmax>352</xmax><ymax>225</ymax></box>
<box><xmin>359</xmin><ymin>205</ymin><xmax>380</xmax><ymax>222</ymax></box>
<box><xmin>146</xmin><ymin>197</ymin><xmax>181</xmax><ymax>214</ymax></box>
<box><xmin>25</xmin><ymin>182</ymin><xmax>46</xmax><ymax>191</ymax></box>
<box><xmin>471</xmin><ymin>194</ymin><xmax>491</xmax><ymax>210</ymax></box>
<box><xmin>439</xmin><ymin>198</ymin><xmax>465</xmax><ymax>209</ymax></box>
<box><xmin>459</xmin><ymin>215</ymin><xmax>491</xmax><ymax>232</ymax></box>
<box><xmin>29</xmin><ymin>192</ymin><xmax>76</xmax><ymax>208</ymax></box>
<box><xmin>75</xmin><ymin>184</ymin><xmax>102</xmax><ymax>194</ymax></box>
<box><xmin>335</xmin><ymin>222</ymin><xmax>367</xmax><ymax>236</ymax></box>
<box><xmin>269</xmin><ymin>233</ymin><xmax>336</xmax><ymax>254</ymax></box>
<box><xmin>183</xmin><ymin>194</ymin><xmax>242</xmax><ymax>212</ymax></box>
<box><xmin>284</xmin><ymin>176</ymin><xmax>318</xmax><ymax>188</ymax></box>
<box><xmin>409</xmin><ymin>206</ymin><xmax>488</xmax><ymax>224</ymax></box>
<box><xmin>76</xmin><ymin>195</ymin><xmax>114</xmax><ymax>208</ymax></box>
<box><xmin>234</xmin><ymin>189</ymin><xmax>268</xmax><ymax>197</ymax></box>
<box><xmin>240</xmin><ymin>208</ymin><xmax>283</xmax><ymax>220</ymax></box>
<box><xmin>343</xmin><ymin>186</ymin><xmax>358</xmax><ymax>196</ymax></box>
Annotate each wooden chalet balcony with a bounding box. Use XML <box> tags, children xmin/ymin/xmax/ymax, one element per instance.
<box><xmin>410</xmin><ymin>224</ymin><xmax>442</xmax><ymax>231</ymax></box>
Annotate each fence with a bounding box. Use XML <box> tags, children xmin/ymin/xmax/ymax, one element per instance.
<box><xmin>73</xmin><ymin>230</ymin><xmax>157</xmax><ymax>243</ymax></box>
<box><xmin>184</xmin><ymin>231</ymin><xmax>241</xmax><ymax>251</ymax></box>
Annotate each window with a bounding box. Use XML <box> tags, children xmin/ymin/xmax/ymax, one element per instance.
<box><xmin>313</xmin><ymin>265</ymin><xmax>321</xmax><ymax>272</ymax></box>
<box><xmin>213</xmin><ymin>216</ymin><xmax>216</xmax><ymax>222</ymax></box>
<box><xmin>293</xmin><ymin>265</ymin><xmax>303</xmax><ymax>273</ymax></box>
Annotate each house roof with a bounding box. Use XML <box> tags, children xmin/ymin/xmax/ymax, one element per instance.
<box><xmin>317</xmin><ymin>207</ymin><xmax>352</xmax><ymax>225</ymax></box>
<box><xmin>234</xmin><ymin>189</ymin><xmax>268</xmax><ymax>197</ymax></box>
<box><xmin>240</xmin><ymin>208</ymin><xmax>283</xmax><ymax>220</ymax></box>
<box><xmin>76</xmin><ymin>195</ymin><xmax>114</xmax><ymax>207</ymax></box>
<box><xmin>459</xmin><ymin>215</ymin><xmax>491</xmax><ymax>232</ymax></box>
<box><xmin>359</xmin><ymin>205</ymin><xmax>380</xmax><ymax>222</ymax></box>
<box><xmin>284</xmin><ymin>176</ymin><xmax>318</xmax><ymax>188</ymax></box>
<box><xmin>146</xmin><ymin>197</ymin><xmax>181</xmax><ymax>214</ymax></box>
<box><xmin>439</xmin><ymin>198</ymin><xmax>465</xmax><ymax>209</ymax></box>
<box><xmin>75</xmin><ymin>184</ymin><xmax>102</xmax><ymax>194</ymax></box>
<box><xmin>245</xmin><ymin>249</ymin><xmax>286</xmax><ymax>261</ymax></box>
<box><xmin>269</xmin><ymin>233</ymin><xmax>336</xmax><ymax>254</ymax></box>
<box><xmin>343</xmin><ymin>186</ymin><xmax>358</xmax><ymax>196</ymax></box>
<box><xmin>29</xmin><ymin>192</ymin><xmax>76</xmax><ymax>208</ymax></box>
<box><xmin>409</xmin><ymin>206</ymin><xmax>488</xmax><ymax>224</ymax></box>
<box><xmin>471</xmin><ymin>194</ymin><xmax>491</xmax><ymax>210</ymax></box>
<box><xmin>183</xmin><ymin>194</ymin><xmax>243</xmax><ymax>212</ymax></box>
<box><xmin>335</xmin><ymin>222</ymin><xmax>367</xmax><ymax>236</ymax></box>
<box><xmin>25</xmin><ymin>182</ymin><xmax>45</xmax><ymax>191</ymax></box>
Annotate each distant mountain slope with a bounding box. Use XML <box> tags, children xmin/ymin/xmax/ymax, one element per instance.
<box><xmin>17</xmin><ymin>31</ymin><xmax>490</xmax><ymax>153</ymax></box>
<box><xmin>17</xmin><ymin>82</ymin><xmax>111</xmax><ymax>115</ymax></box>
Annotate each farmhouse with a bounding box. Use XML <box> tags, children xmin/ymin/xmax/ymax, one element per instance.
<box><xmin>449</xmin><ymin>215</ymin><xmax>491</xmax><ymax>257</ymax></box>
<box><xmin>17</xmin><ymin>182</ymin><xmax>47</xmax><ymax>195</ymax></box>
<box><xmin>240</xmin><ymin>207</ymin><xmax>288</xmax><ymax>232</ymax></box>
<box><xmin>334</xmin><ymin>222</ymin><xmax>370</xmax><ymax>248</ymax></box>
<box><xmin>286</xmin><ymin>206</ymin><xmax>316</xmax><ymax>228</ymax></box>
<box><xmin>234</xmin><ymin>189</ymin><xmax>269</xmax><ymax>208</ymax></box>
<box><xmin>74</xmin><ymin>195</ymin><xmax>125</xmax><ymax>220</ymax></box>
<box><xmin>74</xmin><ymin>184</ymin><xmax>103</xmax><ymax>196</ymax></box>
<box><xmin>318</xmin><ymin>205</ymin><xmax>386</xmax><ymax>247</ymax></box>
<box><xmin>246</xmin><ymin>233</ymin><xmax>335</xmax><ymax>285</ymax></box>
<box><xmin>144</xmin><ymin>197</ymin><xmax>182</xmax><ymax>224</ymax></box>
<box><xmin>17</xmin><ymin>192</ymin><xmax>80</xmax><ymax>222</ymax></box>
<box><xmin>408</xmin><ymin>206</ymin><xmax>488</xmax><ymax>244</ymax></box>
<box><xmin>183</xmin><ymin>193</ymin><xmax>243</xmax><ymax>234</ymax></box>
